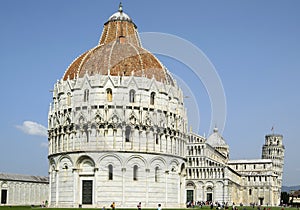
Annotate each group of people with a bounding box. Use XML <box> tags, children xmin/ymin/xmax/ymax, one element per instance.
<box><xmin>187</xmin><ymin>200</ymin><xmax>227</xmax><ymax>208</ymax></box>
<box><xmin>41</xmin><ymin>200</ymin><xmax>48</xmax><ymax>208</ymax></box>
<box><xmin>104</xmin><ymin>201</ymin><xmax>284</xmax><ymax>210</ymax></box>
<box><xmin>104</xmin><ymin>202</ymin><xmax>161</xmax><ymax>210</ymax></box>
<box><xmin>186</xmin><ymin>201</ymin><xmax>247</xmax><ymax>210</ymax></box>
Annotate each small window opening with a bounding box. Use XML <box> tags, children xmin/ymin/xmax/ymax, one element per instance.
<box><xmin>155</xmin><ymin>134</ymin><xmax>159</xmax><ymax>144</ymax></box>
<box><xmin>108</xmin><ymin>164</ymin><xmax>113</xmax><ymax>180</ymax></box>
<box><xmin>133</xmin><ymin>165</ymin><xmax>138</xmax><ymax>181</ymax></box>
<box><xmin>155</xmin><ymin>167</ymin><xmax>159</xmax><ymax>182</ymax></box>
<box><xmin>107</xmin><ymin>88</ymin><xmax>112</xmax><ymax>102</ymax></box>
<box><xmin>129</xmin><ymin>90</ymin><xmax>135</xmax><ymax>103</ymax></box>
<box><xmin>84</xmin><ymin>89</ymin><xmax>89</xmax><ymax>102</ymax></box>
<box><xmin>125</xmin><ymin>126</ymin><xmax>131</xmax><ymax>142</ymax></box>
<box><xmin>150</xmin><ymin>92</ymin><xmax>155</xmax><ymax>105</ymax></box>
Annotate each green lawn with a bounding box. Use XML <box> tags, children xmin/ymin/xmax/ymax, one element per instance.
<box><xmin>0</xmin><ymin>206</ymin><xmax>298</xmax><ymax>210</ymax></box>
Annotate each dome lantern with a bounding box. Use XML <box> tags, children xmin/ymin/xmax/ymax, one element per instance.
<box><xmin>118</xmin><ymin>2</ymin><xmax>123</xmax><ymax>13</ymax></box>
<box><xmin>107</xmin><ymin>2</ymin><xmax>132</xmax><ymax>23</ymax></box>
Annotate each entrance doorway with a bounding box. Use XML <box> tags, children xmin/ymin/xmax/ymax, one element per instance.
<box><xmin>82</xmin><ymin>180</ymin><xmax>93</xmax><ymax>204</ymax></box>
<box><xmin>259</xmin><ymin>197</ymin><xmax>264</xmax><ymax>206</ymax></box>
<box><xmin>207</xmin><ymin>193</ymin><xmax>212</xmax><ymax>202</ymax></box>
<box><xmin>187</xmin><ymin>190</ymin><xmax>194</xmax><ymax>202</ymax></box>
<box><xmin>1</xmin><ymin>189</ymin><xmax>7</xmax><ymax>204</ymax></box>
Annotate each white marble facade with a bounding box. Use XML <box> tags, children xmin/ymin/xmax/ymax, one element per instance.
<box><xmin>48</xmin><ymin>74</ymin><xmax>187</xmax><ymax>208</ymax></box>
<box><xmin>186</xmin><ymin>132</ymin><xmax>284</xmax><ymax>206</ymax></box>
<box><xmin>0</xmin><ymin>4</ymin><xmax>285</xmax><ymax>208</ymax></box>
<box><xmin>0</xmin><ymin>174</ymin><xmax>48</xmax><ymax>206</ymax></box>
<box><xmin>45</xmin><ymin>3</ymin><xmax>284</xmax><ymax>208</ymax></box>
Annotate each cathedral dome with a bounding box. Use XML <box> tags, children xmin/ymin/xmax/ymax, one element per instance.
<box><xmin>62</xmin><ymin>3</ymin><xmax>174</xmax><ymax>85</ymax></box>
<box><xmin>207</xmin><ymin>127</ymin><xmax>229</xmax><ymax>158</ymax></box>
<box><xmin>207</xmin><ymin>127</ymin><xmax>228</xmax><ymax>148</ymax></box>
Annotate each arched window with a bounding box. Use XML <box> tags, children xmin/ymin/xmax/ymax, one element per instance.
<box><xmin>150</xmin><ymin>92</ymin><xmax>155</xmax><ymax>105</ymax></box>
<box><xmin>125</xmin><ymin>126</ymin><xmax>131</xmax><ymax>142</ymax></box>
<box><xmin>249</xmin><ymin>189</ymin><xmax>252</xmax><ymax>195</ymax></box>
<box><xmin>106</xmin><ymin>88</ymin><xmax>112</xmax><ymax>102</ymax></box>
<box><xmin>133</xmin><ymin>165</ymin><xmax>138</xmax><ymax>181</ymax></box>
<box><xmin>63</xmin><ymin>163</ymin><xmax>68</xmax><ymax>170</ymax></box>
<box><xmin>108</xmin><ymin>164</ymin><xmax>113</xmax><ymax>180</ymax></box>
<box><xmin>129</xmin><ymin>89</ymin><xmax>135</xmax><ymax>103</ymax></box>
<box><xmin>84</xmin><ymin>89</ymin><xmax>89</xmax><ymax>102</ymax></box>
<box><xmin>155</xmin><ymin>166</ymin><xmax>159</xmax><ymax>182</ymax></box>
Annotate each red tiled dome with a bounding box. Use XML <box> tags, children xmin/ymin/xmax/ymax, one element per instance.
<box><xmin>63</xmin><ymin>5</ymin><xmax>174</xmax><ymax>86</ymax></box>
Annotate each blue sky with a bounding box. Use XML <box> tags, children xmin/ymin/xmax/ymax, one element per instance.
<box><xmin>0</xmin><ymin>0</ymin><xmax>299</xmax><ymax>186</ymax></box>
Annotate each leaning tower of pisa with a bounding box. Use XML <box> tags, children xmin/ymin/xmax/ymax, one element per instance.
<box><xmin>262</xmin><ymin>133</ymin><xmax>285</xmax><ymax>204</ymax></box>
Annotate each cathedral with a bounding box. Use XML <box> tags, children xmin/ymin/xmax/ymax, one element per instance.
<box><xmin>0</xmin><ymin>3</ymin><xmax>284</xmax><ymax>208</ymax></box>
<box><xmin>186</xmin><ymin>130</ymin><xmax>284</xmax><ymax>207</ymax></box>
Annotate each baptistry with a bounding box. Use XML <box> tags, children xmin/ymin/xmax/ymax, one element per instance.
<box><xmin>48</xmin><ymin>3</ymin><xmax>188</xmax><ymax>208</ymax></box>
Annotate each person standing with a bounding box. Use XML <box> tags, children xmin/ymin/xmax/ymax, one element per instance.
<box><xmin>137</xmin><ymin>202</ymin><xmax>141</xmax><ymax>210</ymax></box>
<box><xmin>157</xmin><ymin>203</ymin><xmax>162</xmax><ymax>210</ymax></box>
<box><xmin>111</xmin><ymin>202</ymin><xmax>115</xmax><ymax>210</ymax></box>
